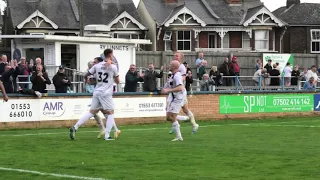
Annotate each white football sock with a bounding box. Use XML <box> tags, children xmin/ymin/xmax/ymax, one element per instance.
<box><xmin>173</xmin><ymin>121</ymin><xmax>182</xmax><ymax>139</ymax></box>
<box><xmin>176</xmin><ymin>115</ymin><xmax>190</xmax><ymax>121</ymax></box>
<box><xmin>104</xmin><ymin>114</ymin><xmax>115</xmax><ymax>139</ymax></box>
<box><xmin>113</xmin><ymin>122</ymin><xmax>119</xmax><ymax>131</ymax></box>
<box><xmin>94</xmin><ymin>114</ymin><xmax>105</xmax><ymax>131</ymax></box>
<box><xmin>74</xmin><ymin>112</ymin><xmax>94</xmax><ymax>130</ymax></box>
<box><xmin>187</xmin><ymin>111</ymin><xmax>196</xmax><ymax>126</ymax></box>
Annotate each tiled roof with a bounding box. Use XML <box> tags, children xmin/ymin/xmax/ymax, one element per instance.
<box><xmin>273</xmin><ymin>3</ymin><xmax>320</xmax><ymax>25</ymax></box>
<box><xmin>7</xmin><ymin>0</ymin><xmax>145</xmax><ymax>29</ymax></box>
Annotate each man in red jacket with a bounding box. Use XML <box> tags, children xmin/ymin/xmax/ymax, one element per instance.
<box><xmin>228</xmin><ymin>56</ymin><xmax>240</xmax><ymax>85</ymax></box>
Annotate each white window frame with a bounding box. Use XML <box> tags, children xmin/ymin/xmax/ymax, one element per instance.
<box><xmin>255</xmin><ymin>30</ymin><xmax>269</xmax><ymax>51</ymax></box>
<box><xmin>163</xmin><ymin>31</ymin><xmax>172</xmax><ymax>41</ymax></box>
<box><xmin>164</xmin><ymin>31</ymin><xmax>172</xmax><ymax>51</ymax></box>
<box><xmin>242</xmin><ymin>32</ymin><xmax>251</xmax><ymax>49</ymax></box>
<box><xmin>176</xmin><ymin>30</ymin><xmax>192</xmax><ymax>51</ymax></box>
<box><xmin>208</xmin><ymin>33</ymin><xmax>217</xmax><ymax>48</ymax></box>
<box><xmin>311</xmin><ymin>29</ymin><xmax>320</xmax><ymax>53</ymax></box>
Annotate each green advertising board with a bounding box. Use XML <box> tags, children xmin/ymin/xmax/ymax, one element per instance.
<box><xmin>220</xmin><ymin>94</ymin><xmax>314</xmax><ymax>114</ymax></box>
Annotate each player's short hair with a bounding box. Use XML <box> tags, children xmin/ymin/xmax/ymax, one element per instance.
<box><xmin>95</xmin><ymin>57</ymin><xmax>103</xmax><ymax>62</ymax></box>
<box><xmin>104</xmin><ymin>49</ymin><xmax>113</xmax><ymax>58</ymax></box>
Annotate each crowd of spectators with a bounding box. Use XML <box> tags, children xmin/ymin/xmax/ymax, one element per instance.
<box><xmin>0</xmin><ymin>54</ymin><xmax>71</xmax><ymax>97</ymax></box>
<box><xmin>253</xmin><ymin>57</ymin><xmax>319</xmax><ymax>90</ymax></box>
<box><xmin>1</xmin><ymin>51</ymin><xmax>319</xmax><ymax>96</ymax></box>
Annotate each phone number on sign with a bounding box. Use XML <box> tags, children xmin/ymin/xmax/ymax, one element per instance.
<box><xmin>9</xmin><ymin>103</ymin><xmax>33</xmax><ymax>118</ymax></box>
<box><xmin>139</xmin><ymin>103</ymin><xmax>164</xmax><ymax>108</ymax></box>
<box><xmin>273</xmin><ymin>98</ymin><xmax>310</xmax><ymax>106</ymax></box>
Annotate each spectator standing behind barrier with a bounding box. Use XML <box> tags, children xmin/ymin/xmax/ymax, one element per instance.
<box><xmin>256</xmin><ymin>59</ymin><xmax>262</xmax><ymax>71</ymax></box>
<box><xmin>53</xmin><ymin>65</ymin><xmax>71</xmax><ymax>93</ymax></box>
<box><xmin>124</xmin><ymin>64</ymin><xmax>144</xmax><ymax>92</ymax></box>
<box><xmin>143</xmin><ymin>63</ymin><xmax>163</xmax><ymax>92</ymax></box>
<box><xmin>198</xmin><ymin>60</ymin><xmax>207</xmax><ymax>80</ymax></box>
<box><xmin>229</xmin><ymin>56</ymin><xmax>240</xmax><ymax>86</ymax></box>
<box><xmin>195</xmin><ymin>52</ymin><xmax>204</xmax><ymax>79</ymax></box>
<box><xmin>85</xmin><ymin>61</ymin><xmax>95</xmax><ymax>93</ymax></box>
<box><xmin>306</xmin><ymin>65</ymin><xmax>318</xmax><ymax>85</ymax></box>
<box><xmin>1</xmin><ymin>61</ymin><xmax>42</xmax><ymax>98</ymax></box>
<box><xmin>219</xmin><ymin>58</ymin><xmax>230</xmax><ymax>86</ymax></box>
<box><xmin>200</xmin><ymin>74</ymin><xmax>214</xmax><ymax>91</ymax></box>
<box><xmin>183</xmin><ymin>62</ymin><xmax>191</xmax><ymax>74</ymax></box>
<box><xmin>32</xmin><ymin>57</ymin><xmax>46</xmax><ymax>73</ymax></box>
<box><xmin>269</xmin><ymin>64</ymin><xmax>281</xmax><ymax>86</ymax></box>
<box><xmin>1</xmin><ymin>60</ymin><xmax>20</xmax><ymax>93</ymax></box>
<box><xmin>229</xmin><ymin>56</ymin><xmax>240</xmax><ymax>76</ymax></box>
<box><xmin>17</xmin><ymin>57</ymin><xmax>32</xmax><ymax>89</ymax></box>
<box><xmin>283</xmin><ymin>62</ymin><xmax>292</xmax><ymax>86</ymax></box>
<box><xmin>0</xmin><ymin>55</ymin><xmax>8</xmax><ymax>74</ymax></box>
<box><xmin>185</xmin><ymin>70</ymin><xmax>193</xmax><ymax>92</ymax></box>
<box><xmin>300</xmin><ymin>68</ymin><xmax>308</xmax><ymax>81</ymax></box>
<box><xmin>291</xmin><ymin>65</ymin><xmax>300</xmax><ymax>86</ymax></box>
<box><xmin>264</xmin><ymin>59</ymin><xmax>272</xmax><ymax>86</ymax></box>
<box><xmin>253</xmin><ymin>68</ymin><xmax>268</xmax><ymax>86</ymax></box>
<box><xmin>209</xmin><ymin>66</ymin><xmax>222</xmax><ymax>86</ymax></box>
<box><xmin>31</xmin><ymin>64</ymin><xmax>51</xmax><ymax>93</ymax></box>
<box><xmin>304</xmin><ymin>76</ymin><xmax>316</xmax><ymax>90</ymax></box>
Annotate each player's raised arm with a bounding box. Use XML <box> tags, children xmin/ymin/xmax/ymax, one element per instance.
<box><xmin>0</xmin><ymin>81</ymin><xmax>8</xmax><ymax>102</ymax></box>
<box><xmin>85</xmin><ymin>64</ymin><xmax>97</xmax><ymax>80</ymax></box>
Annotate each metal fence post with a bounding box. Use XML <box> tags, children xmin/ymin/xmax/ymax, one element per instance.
<box><xmin>281</xmin><ymin>76</ymin><xmax>284</xmax><ymax>90</ymax></box>
<box><xmin>139</xmin><ymin>68</ymin><xmax>143</xmax><ymax>92</ymax></box>
<box><xmin>235</xmin><ymin>76</ymin><xmax>238</xmax><ymax>91</ymax></box>
<box><xmin>72</xmin><ymin>70</ymin><xmax>76</xmax><ymax>92</ymax></box>
<box><xmin>196</xmin><ymin>79</ymin><xmax>200</xmax><ymax>91</ymax></box>
<box><xmin>28</xmin><ymin>75</ymin><xmax>31</xmax><ymax>89</ymax></box>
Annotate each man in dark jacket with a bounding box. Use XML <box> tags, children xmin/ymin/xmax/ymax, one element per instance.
<box><xmin>1</xmin><ymin>60</ymin><xmax>20</xmax><ymax>93</ymax></box>
<box><xmin>143</xmin><ymin>63</ymin><xmax>163</xmax><ymax>92</ymax></box>
<box><xmin>264</xmin><ymin>59</ymin><xmax>272</xmax><ymax>86</ymax></box>
<box><xmin>53</xmin><ymin>65</ymin><xmax>71</xmax><ymax>93</ymax></box>
<box><xmin>124</xmin><ymin>64</ymin><xmax>144</xmax><ymax>92</ymax></box>
<box><xmin>219</xmin><ymin>58</ymin><xmax>230</xmax><ymax>86</ymax></box>
<box><xmin>31</xmin><ymin>64</ymin><xmax>51</xmax><ymax>93</ymax></box>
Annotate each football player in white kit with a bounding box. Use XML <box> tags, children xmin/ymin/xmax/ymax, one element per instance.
<box><xmin>70</xmin><ymin>49</ymin><xmax>120</xmax><ymax>140</ymax></box>
<box><xmin>86</xmin><ymin>56</ymin><xmax>121</xmax><ymax>139</ymax></box>
<box><xmin>169</xmin><ymin>52</ymin><xmax>199</xmax><ymax>134</ymax></box>
<box><xmin>162</xmin><ymin>60</ymin><xmax>185</xmax><ymax>141</ymax></box>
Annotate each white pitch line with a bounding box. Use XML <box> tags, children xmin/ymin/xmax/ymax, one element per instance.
<box><xmin>0</xmin><ymin>167</ymin><xmax>107</xmax><ymax>180</ymax></box>
<box><xmin>0</xmin><ymin>123</ymin><xmax>319</xmax><ymax>138</ymax></box>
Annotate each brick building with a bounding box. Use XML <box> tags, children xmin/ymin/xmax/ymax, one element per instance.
<box><xmin>273</xmin><ymin>0</ymin><xmax>320</xmax><ymax>54</ymax></box>
<box><xmin>137</xmin><ymin>0</ymin><xmax>286</xmax><ymax>52</ymax></box>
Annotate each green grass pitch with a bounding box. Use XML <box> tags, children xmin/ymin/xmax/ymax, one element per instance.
<box><xmin>0</xmin><ymin>117</ymin><xmax>320</xmax><ymax>180</ymax></box>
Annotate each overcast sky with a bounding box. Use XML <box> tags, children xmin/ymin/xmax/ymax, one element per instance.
<box><xmin>132</xmin><ymin>0</ymin><xmax>320</xmax><ymax>11</ymax></box>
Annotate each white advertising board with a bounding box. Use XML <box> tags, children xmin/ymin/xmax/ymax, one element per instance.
<box><xmin>78</xmin><ymin>44</ymin><xmax>136</xmax><ymax>86</ymax></box>
<box><xmin>0</xmin><ymin>99</ymin><xmax>40</xmax><ymax>122</ymax></box>
<box><xmin>0</xmin><ymin>97</ymin><xmax>166</xmax><ymax>122</ymax></box>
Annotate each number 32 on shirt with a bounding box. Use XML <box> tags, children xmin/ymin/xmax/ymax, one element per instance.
<box><xmin>97</xmin><ymin>72</ymin><xmax>109</xmax><ymax>83</ymax></box>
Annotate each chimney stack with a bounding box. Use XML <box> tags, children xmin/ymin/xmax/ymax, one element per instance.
<box><xmin>287</xmin><ymin>0</ymin><xmax>300</xmax><ymax>8</ymax></box>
